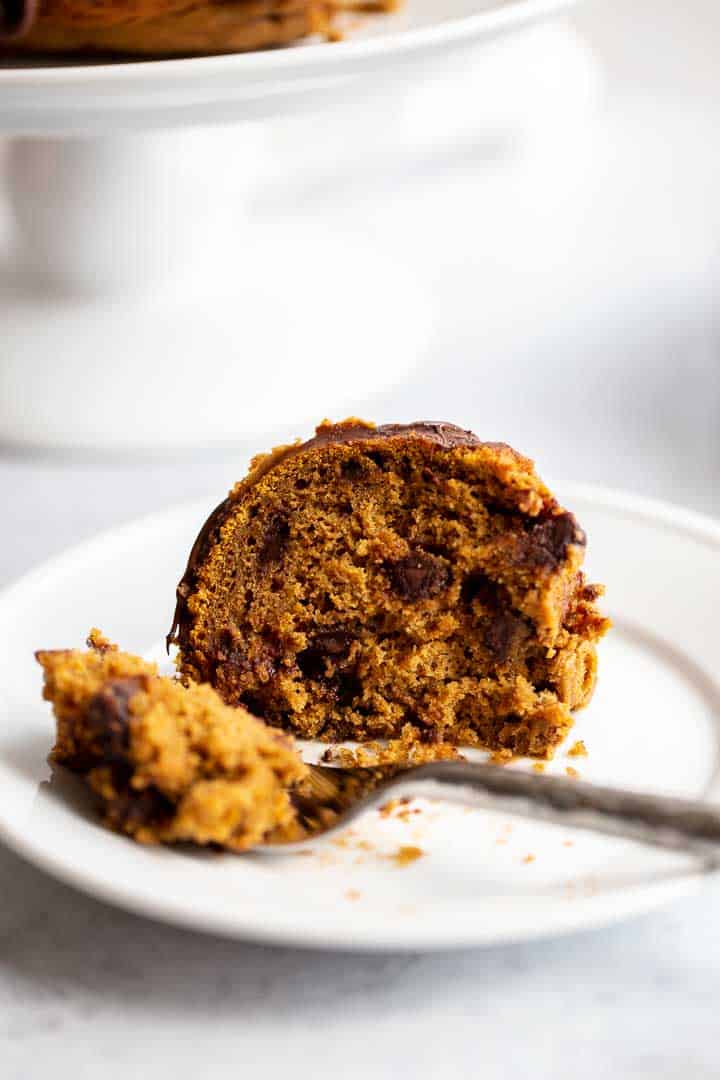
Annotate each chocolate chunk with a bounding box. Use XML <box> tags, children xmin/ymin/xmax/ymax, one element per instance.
<box><xmin>255</xmin><ymin>635</ymin><xmax>281</xmax><ymax>682</ymax></box>
<box><xmin>106</xmin><ymin>771</ymin><xmax>175</xmax><ymax>831</ymax></box>
<box><xmin>403</xmin><ymin>709</ymin><xmax>441</xmax><ymax>742</ymax></box>
<box><xmin>313</xmin><ymin>630</ymin><xmax>354</xmax><ymax>658</ymax></box>
<box><xmin>240</xmin><ymin>690</ymin><xmax>272</xmax><ymax>718</ymax></box>
<box><xmin>297</xmin><ymin>630</ymin><xmax>354</xmax><ymax>681</ymax></box>
<box><xmin>258</xmin><ymin>513</ymin><xmax>290</xmax><ymax>566</ymax></box>
<box><xmin>519</xmin><ymin>512</ymin><xmax>585</xmax><ymax>571</ymax></box>
<box><xmin>484</xmin><ymin>612</ymin><xmax>530</xmax><ymax>663</ymax></box>
<box><xmin>215</xmin><ymin>629</ymin><xmax>278</xmax><ymax>684</ymax></box>
<box><xmin>221</xmin><ymin>649</ymin><xmax>252</xmax><ymax>680</ymax></box>
<box><xmin>385</xmin><ymin>551</ymin><xmax>451</xmax><ymax>601</ymax></box>
<box><xmin>296</xmin><ymin>631</ymin><xmax>360</xmax><ymax>707</ymax></box>
<box><xmin>86</xmin><ymin>677</ymin><xmax>146</xmax><ymax>764</ymax></box>
<box><xmin>212</xmin><ymin>630</ymin><xmax>251</xmax><ymax>684</ymax></box>
<box><xmin>341</xmin><ymin>458</ymin><xmax>365</xmax><ymax>481</ymax></box>
<box><xmin>417</xmin><ymin>724</ymin><xmax>442</xmax><ymax>745</ymax></box>
<box><xmin>528</xmin><ymin>511</ymin><xmax>587</xmax><ymax>570</ymax></box>
<box><xmin>421</xmin><ymin>467</ymin><xmax>442</xmax><ymax>485</ymax></box>
<box><xmin>333</xmin><ymin>673</ymin><xmax>362</xmax><ymax>708</ymax></box>
<box><xmin>461</xmin><ymin>571</ymin><xmax>505</xmax><ymax>608</ymax></box>
<box><xmin>580</xmin><ymin>582</ymin><xmax>603</xmax><ymax>602</ymax></box>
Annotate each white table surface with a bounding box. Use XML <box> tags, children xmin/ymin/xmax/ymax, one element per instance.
<box><xmin>3</xmin><ymin>0</ymin><xmax>720</xmax><ymax>1075</ymax></box>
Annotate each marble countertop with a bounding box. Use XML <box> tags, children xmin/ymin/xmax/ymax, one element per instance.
<box><xmin>2</xmin><ymin>0</ymin><xmax>720</xmax><ymax>1074</ymax></box>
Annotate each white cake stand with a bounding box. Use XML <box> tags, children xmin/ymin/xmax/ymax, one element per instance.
<box><xmin>0</xmin><ymin>0</ymin><xmax>577</xmax><ymax>451</ymax></box>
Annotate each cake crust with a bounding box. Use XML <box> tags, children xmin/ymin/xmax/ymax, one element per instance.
<box><xmin>3</xmin><ymin>3</ymin><xmax>324</xmax><ymax>55</ymax></box>
<box><xmin>170</xmin><ymin>420</ymin><xmax>609</xmax><ymax>758</ymax></box>
<box><xmin>0</xmin><ymin>0</ymin><xmax>395</xmax><ymax>55</ymax></box>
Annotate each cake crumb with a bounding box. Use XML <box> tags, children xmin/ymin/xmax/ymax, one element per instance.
<box><xmin>568</xmin><ymin>740</ymin><xmax>588</xmax><ymax>758</ymax></box>
<box><xmin>496</xmin><ymin>823</ymin><xmax>513</xmax><ymax>846</ymax></box>
<box><xmin>36</xmin><ymin>635</ymin><xmax>305</xmax><ymax>851</ymax></box>
<box><xmin>323</xmin><ymin>726</ymin><xmax>463</xmax><ymax>768</ymax></box>
<box><xmin>380</xmin><ymin>797</ymin><xmax>421</xmax><ymax>822</ymax></box>
<box><xmin>333</xmin><ymin>834</ymin><xmax>373</xmax><ymax>853</ymax></box>
<box><xmin>85</xmin><ymin>628</ymin><xmax>116</xmax><ymax>652</ymax></box>
<box><xmin>389</xmin><ymin>845</ymin><xmax>425</xmax><ymax>867</ymax></box>
<box><xmin>523</xmin><ymin>854</ymin><xmax>536</xmax><ymax>864</ymax></box>
<box><xmin>563</xmin><ymin>840</ymin><xmax>574</xmax><ymax>847</ymax></box>
<box><xmin>532</xmin><ymin>762</ymin><xmax>546</xmax><ymax>774</ymax></box>
<box><xmin>489</xmin><ymin>749</ymin><xmax>515</xmax><ymax>766</ymax></box>
<box><xmin>345</xmin><ymin>889</ymin><xmax>361</xmax><ymax>901</ymax></box>
<box><xmin>566</xmin><ymin>766</ymin><xmax>580</xmax><ymax>779</ymax></box>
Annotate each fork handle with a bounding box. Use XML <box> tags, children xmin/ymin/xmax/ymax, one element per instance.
<box><xmin>389</xmin><ymin>761</ymin><xmax>720</xmax><ymax>864</ymax></box>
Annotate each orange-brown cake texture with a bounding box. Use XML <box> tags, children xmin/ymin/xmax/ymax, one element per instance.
<box><xmin>0</xmin><ymin>0</ymin><xmax>399</xmax><ymax>57</ymax></box>
<box><xmin>169</xmin><ymin>420</ymin><xmax>610</xmax><ymax>759</ymax></box>
<box><xmin>36</xmin><ymin>631</ymin><xmax>306</xmax><ymax>849</ymax></box>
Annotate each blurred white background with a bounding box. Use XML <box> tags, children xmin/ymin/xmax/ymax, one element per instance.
<box><xmin>2</xmin><ymin>1</ymin><xmax>720</xmax><ymax>1076</ymax></box>
<box><xmin>3</xmin><ymin>0</ymin><xmax>720</xmax><ymax>582</ymax></box>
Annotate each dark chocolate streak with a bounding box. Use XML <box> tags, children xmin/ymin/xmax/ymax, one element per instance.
<box><xmin>86</xmin><ymin>677</ymin><xmax>146</xmax><ymax>764</ymax></box>
<box><xmin>166</xmin><ymin>421</ymin><xmax>520</xmax><ymax>652</ymax></box>
<box><xmin>0</xmin><ymin>0</ymin><xmax>37</xmax><ymax>41</ymax></box>
<box><xmin>304</xmin><ymin>420</ymin><xmax>483</xmax><ymax>454</ymax></box>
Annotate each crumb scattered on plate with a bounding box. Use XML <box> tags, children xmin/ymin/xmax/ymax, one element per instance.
<box><xmin>567</xmin><ymin>740</ymin><xmax>588</xmax><ymax>758</ymax></box>
<box><xmin>523</xmin><ymin>854</ymin><xmax>536</xmax><ymax>864</ymax></box>
<box><xmin>532</xmin><ymin>762</ymin><xmax>546</xmax><ymax>774</ymax></box>
<box><xmin>489</xmin><ymin>749</ymin><xmax>515</xmax><ymax>766</ymax></box>
<box><xmin>566</xmin><ymin>766</ymin><xmax>580</xmax><ymax>779</ymax></box>
<box><xmin>380</xmin><ymin>797</ymin><xmax>422</xmax><ymax>822</ymax></box>
<box><xmin>389</xmin><ymin>845</ymin><xmax>425</xmax><ymax>867</ymax></box>
<box><xmin>345</xmin><ymin>889</ymin><xmax>362</xmax><ymax>901</ymax></box>
<box><xmin>332</xmin><ymin>834</ymin><xmax>373</xmax><ymax>853</ymax></box>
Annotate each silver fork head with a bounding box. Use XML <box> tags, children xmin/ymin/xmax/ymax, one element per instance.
<box><xmin>256</xmin><ymin>760</ymin><xmax>720</xmax><ymax>864</ymax></box>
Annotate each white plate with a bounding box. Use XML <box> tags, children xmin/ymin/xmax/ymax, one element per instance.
<box><xmin>0</xmin><ymin>485</ymin><xmax>718</xmax><ymax>951</ymax></box>
<box><xmin>0</xmin><ymin>0</ymin><xmax>576</xmax><ymax>132</ymax></box>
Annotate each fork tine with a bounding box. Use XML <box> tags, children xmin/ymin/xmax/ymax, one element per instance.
<box><xmin>258</xmin><ymin>760</ymin><xmax>720</xmax><ymax>862</ymax></box>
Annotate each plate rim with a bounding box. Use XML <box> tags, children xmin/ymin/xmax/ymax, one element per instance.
<box><xmin>0</xmin><ymin>0</ymin><xmax>574</xmax><ymax>91</ymax></box>
<box><xmin>0</xmin><ymin>481</ymin><xmax>718</xmax><ymax>951</ymax></box>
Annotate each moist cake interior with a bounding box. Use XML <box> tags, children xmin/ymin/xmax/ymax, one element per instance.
<box><xmin>171</xmin><ymin>422</ymin><xmax>609</xmax><ymax>759</ymax></box>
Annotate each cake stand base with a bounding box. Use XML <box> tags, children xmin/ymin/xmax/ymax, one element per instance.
<box><xmin>0</xmin><ymin>130</ymin><xmax>426</xmax><ymax>451</ymax></box>
<box><xmin>0</xmin><ymin>224</ymin><xmax>426</xmax><ymax>452</ymax></box>
<box><xmin>0</xmin><ymin>12</ymin><xmax>598</xmax><ymax>451</ymax></box>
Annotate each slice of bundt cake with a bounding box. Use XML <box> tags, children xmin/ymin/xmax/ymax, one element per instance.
<box><xmin>169</xmin><ymin>420</ymin><xmax>609</xmax><ymax>759</ymax></box>
<box><xmin>37</xmin><ymin>630</ymin><xmax>306</xmax><ymax>849</ymax></box>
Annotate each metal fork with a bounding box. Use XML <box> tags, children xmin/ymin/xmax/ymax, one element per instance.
<box><xmin>258</xmin><ymin>760</ymin><xmax>720</xmax><ymax>864</ymax></box>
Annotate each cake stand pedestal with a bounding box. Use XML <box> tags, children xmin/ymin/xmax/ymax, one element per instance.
<box><xmin>0</xmin><ymin>126</ymin><xmax>430</xmax><ymax>451</ymax></box>
<box><xmin>0</xmin><ymin>0</ymin><xmax>583</xmax><ymax>451</ymax></box>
